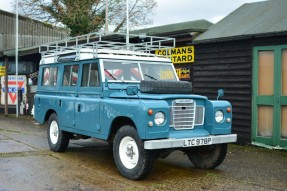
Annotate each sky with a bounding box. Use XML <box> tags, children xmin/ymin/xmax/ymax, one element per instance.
<box><xmin>0</xmin><ymin>0</ymin><xmax>267</xmax><ymax>27</ymax></box>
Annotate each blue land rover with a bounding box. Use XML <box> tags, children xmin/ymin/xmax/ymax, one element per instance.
<box><xmin>34</xmin><ymin>33</ymin><xmax>237</xmax><ymax>180</ymax></box>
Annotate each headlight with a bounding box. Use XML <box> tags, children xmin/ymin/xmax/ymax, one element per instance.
<box><xmin>154</xmin><ymin>112</ymin><xmax>165</xmax><ymax>125</ymax></box>
<box><xmin>215</xmin><ymin>110</ymin><xmax>224</xmax><ymax>123</ymax></box>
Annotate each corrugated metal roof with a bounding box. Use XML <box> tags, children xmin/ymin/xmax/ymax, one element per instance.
<box><xmin>131</xmin><ymin>19</ymin><xmax>213</xmax><ymax>36</ymax></box>
<box><xmin>195</xmin><ymin>0</ymin><xmax>287</xmax><ymax>42</ymax></box>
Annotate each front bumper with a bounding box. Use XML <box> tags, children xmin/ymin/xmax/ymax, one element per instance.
<box><xmin>144</xmin><ymin>134</ymin><xmax>237</xmax><ymax>150</ymax></box>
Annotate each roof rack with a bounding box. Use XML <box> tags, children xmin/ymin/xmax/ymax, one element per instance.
<box><xmin>39</xmin><ymin>32</ymin><xmax>175</xmax><ymax>60</ymax></box>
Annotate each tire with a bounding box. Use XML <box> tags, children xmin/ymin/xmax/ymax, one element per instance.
<box><xmin>186</xmin><ymin>144</ymin><xmax>228</xmax><ymax>169</ymax></box>
<box><xmin>47</xmin><ymin>113</ymin><xmax>70</xmax><ymax>152</ymax></box>
<box><xmin>113</xmin><ymin>125</ymin><xmax>155</xmax><ymax>180</ymax></box>
<box><xmin>140</xmin><ymin>80</ymin><xmax>192</xmax><ymax>94</ymax></box>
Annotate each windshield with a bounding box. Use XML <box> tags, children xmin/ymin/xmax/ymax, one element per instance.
<box><xmin>103</xmin><ymin>60</ymin><xmax>177</xmax><ymax>82</ymax></box>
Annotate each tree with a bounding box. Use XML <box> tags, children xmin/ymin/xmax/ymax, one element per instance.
<box><xmin>16</xmin><ymin>0</ymin><xmax>157</xmax><ymax>36</ymax></box>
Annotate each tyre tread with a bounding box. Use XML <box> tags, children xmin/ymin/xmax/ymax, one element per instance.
<box><xmin>187</xmin><ymin>144</ymin><xmax>228</xmax><ymax>169</ymax></box>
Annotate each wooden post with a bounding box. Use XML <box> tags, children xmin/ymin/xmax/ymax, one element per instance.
<box><xmin>4</xmin><ymin>56</ymin><xmax>8</xmax><ymax>116</ymax></box>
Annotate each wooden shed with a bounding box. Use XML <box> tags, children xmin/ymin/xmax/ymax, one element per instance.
<box><xmin>0</xmin><ymin>9</ymin><xmax>68</xmax><ymax>114</ymax></box>
<box><xmin>0</xmin><ymin>9</ymin><xmax>67</xmax><ymax>51</ymax></box>
<box><xmin>192</xmin><ymin>0</ymin><xmax>287</xmax><ymax>148</ymax></box>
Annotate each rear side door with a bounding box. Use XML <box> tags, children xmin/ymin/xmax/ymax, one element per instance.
<box><xmin>75</xmin><ymin>61</ymin><xmax>102</xmax><ymax>135</ymax></box>
<box><xmin>58</xmin><ymin>63</ymin><xmax>79</xmax><ymax>130</ymax></box>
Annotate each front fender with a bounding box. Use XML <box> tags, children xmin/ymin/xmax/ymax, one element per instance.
<box><xmin>205</xmin><ymin>100</ymin><xmax>232</xmax><ymax>134</ymax></box>
<box><xmin>100</xmin><ymin>98</ymin><xmax>170</xmax><ymax>140</ymax></box>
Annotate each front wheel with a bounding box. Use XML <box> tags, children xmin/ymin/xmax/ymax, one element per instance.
<box><xmin>186</xmin><ymin>144</ymin><xmax>228</xmax><ymax>169</ymax></box>
<box><xmin>47</xmin><ymin>113</ymin><xmax>70</xmax><ymax>152</ymax></box>
<box><xmin>113</xmin><ymin>125</ymin><xmax>155</xmax><ymax>180</ymax></box>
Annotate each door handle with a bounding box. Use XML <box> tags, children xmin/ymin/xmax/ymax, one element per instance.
<box><xmin>37</xmin><ymin>98</ymin><xmax>40</xmax><ymax>107</ymax></box>
<box><xmin>77</xmin><ymin>104</ymin><xmax>81</xmax><ymax>112</ymax></box>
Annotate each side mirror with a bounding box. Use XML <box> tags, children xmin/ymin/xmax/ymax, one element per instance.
<box><xmin>127</xmin><ymin>86</ymin><xmax>138</xmax><ymax>95</ymax></box>
<box><xmin>217</xmin><ymin>89</ymin><xmax>224</xmax><ymax>100</ymax></box>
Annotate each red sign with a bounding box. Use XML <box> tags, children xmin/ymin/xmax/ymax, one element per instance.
<box><xmin>7</xmin><ymin>81</ymin><xmax>25</xmax><ymax>104</ymax></box>
<box><xmin>1</xmin><ymin>75</ymin><xmax>27</xmax><ymax>105</ymax></box>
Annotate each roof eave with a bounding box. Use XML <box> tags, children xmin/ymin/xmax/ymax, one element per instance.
<box><xmin>193</xmin><ymin>31</ymin><xmax>287</xmax><ymax>44</ymax></box>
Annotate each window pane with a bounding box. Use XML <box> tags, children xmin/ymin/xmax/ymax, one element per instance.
<box><xmin>71</xmin><ymin>65</ymin><xmax>78</xmax><ymax>86</ymax></box>
<box><xmin>257</xmin><ymin>106</ymin><xmax>273</xmax><ymax>137</ymax></box>
<box><xmin>258</xmin><ymin>51</ymin><xmax>274</xmax><ymax>95</ymax></box>
<box><xmin>90</xmin><ymin>64</ymin><xmax>99</xmax><ymax>86</ymax></box>
<box><xmin>63</xmin><ymin>66</ymin><xmax>71</xmax><ymax>86</ymax></box>
<box><xmin>81</xmin><ymin>63</ymin><xmax>99</xmax><ymax>87</ymax></box>
<box><xmin>81</xmin><ymin>64</ymin><xmax>90</xmax><ymax>87</ymax></box>
<box><xmin>281</xmin><ymin>107</ymin><xmax>287</xmax><ymax>139</ymax></box>
<box><xmin>282</xmin><ymin>49</ymin><xmax>287</xmax><ymax>95</ymax></box>
<box><xmin>42</xmin><ymin>67</ymin><xmax>58</xmax><ymax>86</ymax></box>
<box><xmin>141</xmin><ymin>63</ymin><xmax>177</xmax><ymax>81</ymax></box>
<box><xmin>63</xmin><ymin>65</ymin><xmax>78</xmax><ymax>86</ymax></box>
<box><xmin>103</xmin><ymin>61</ymin><xmax>140</xmax><ymax>81</ymax></box>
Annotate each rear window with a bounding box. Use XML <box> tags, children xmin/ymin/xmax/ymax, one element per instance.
<box><xmin>42</xmin><ymin>67</ymin><xmax>58</xmax><ymax>86</ymax></box>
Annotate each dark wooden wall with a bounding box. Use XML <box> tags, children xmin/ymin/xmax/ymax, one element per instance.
<box><xmin>192</xmin><ymin>35</ymin><xmax>287</xmax><ymax>143</ymax></box>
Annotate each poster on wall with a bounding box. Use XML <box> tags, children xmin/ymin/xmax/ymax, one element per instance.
<box><xmin>155</xmin><ymin>46</ymin><xmax>194</xmax><ymax>64</ymax></box>
<box><xmin>1</xmin><ymin>75</ymin><xmax>27</xmax><ymax>105</ymax></box>
<box><xmin>176</xmin><ymin>67</ymin><xmax>190</xmax><ymax>81</ymax></box>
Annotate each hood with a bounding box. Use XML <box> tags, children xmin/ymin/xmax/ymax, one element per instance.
<box><xmin>109</xmin><ymin>91</ymin><xmax>207</xmax><ymax>100</ymax></box>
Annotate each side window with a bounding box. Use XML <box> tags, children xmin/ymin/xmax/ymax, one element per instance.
<box><xmin>62</xmin><ymin>64</ymin><xmax>79</xmax><ymax>86</ymax></box>
<box><xmin>81</xmin><ymin>63</ymin><xmax>99</xmax><ymax>87</ymax></box>
<box><xmin>42</xmin><ymin>67</ymin><xmax>58</xmax><ymax>86</ymax></box>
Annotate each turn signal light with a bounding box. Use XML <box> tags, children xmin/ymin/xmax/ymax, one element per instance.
<box><xmin>227</xmin><ymin>107</ymin><xmax>231</xmax><ymax>113</ymax></box>
<box><xmin>148</xmin><ymin>109</ymin><xmax>153</xmax><ymax>115</ymax></box>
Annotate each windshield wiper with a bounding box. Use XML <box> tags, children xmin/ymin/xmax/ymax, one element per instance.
<box><xmin>144</xmin><ymin>74</ymin><xmax>157</xmax><ymax>80</ymax></box>
<box><xmin>104</xmin><ymin>69</ymin><xmax>126</xmax><ymax>82</ymax></box>
<box><xmin>104</xmin><ymin>69</ymin><xmax>117</xmax><ymax>80</ymax></box>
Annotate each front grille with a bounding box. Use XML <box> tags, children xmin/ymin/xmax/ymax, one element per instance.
<box><xmin>171</xmin><ymin>99</ymin><xmax>196</xmax><ymax>129</ymax></box>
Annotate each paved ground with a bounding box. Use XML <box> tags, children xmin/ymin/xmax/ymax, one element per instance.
<box><xmin>0</xmin><ymin>114</ymin><xmax>286</xmax><ymax>191</ymax></box>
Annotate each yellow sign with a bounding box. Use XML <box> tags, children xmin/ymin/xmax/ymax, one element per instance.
<box><xmin>176</xmin><ymin>67</ymin><xmax>190</xmax><ymax>80</ymax></box>
<box><xmin>155</xmin><ymin>46</ymin><xmax>194</xmax><ymax>64</ymax></box>
<box><xmin>0</xmin><ymin>66</ymin><xmax>5</xmax><ymax>76</ymax></box>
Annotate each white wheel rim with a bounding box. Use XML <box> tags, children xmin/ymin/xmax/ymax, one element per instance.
<box><xmin>119</xmin><ymin>136</ymin><xmax>139</xmax><ymax>169</ymax></box>
<box><xmin>50</xmin><ymin>120</ymin><xmax>59</xmax><ymax>145</ymax></box>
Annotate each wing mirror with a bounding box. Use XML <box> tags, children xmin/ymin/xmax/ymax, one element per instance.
<box><xmin>217</xmin><ymin>89</ymin><xmax>224</xmax><ymax>100</ymax></box>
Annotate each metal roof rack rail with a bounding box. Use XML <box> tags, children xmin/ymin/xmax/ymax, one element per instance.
<box><xmin>39</xmin><ymin>32</ymin><xmax>175</xmax><ymax>60</ymax></box>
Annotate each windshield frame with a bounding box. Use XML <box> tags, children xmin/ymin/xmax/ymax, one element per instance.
<box><xmin>100</xmin><ymin>59</ymin><xmax>179</xmax><ymax>83</ymax></box>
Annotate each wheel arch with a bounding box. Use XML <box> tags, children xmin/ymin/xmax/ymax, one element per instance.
<box><xmin>44</xmin><ymin>109</ymin><xmax>57</xmax><ymax>123</ymax></box>
<box><xmin>108</xmin><ymin>116</ymin><xmax>136</xmax><ymax>144</ymax></box>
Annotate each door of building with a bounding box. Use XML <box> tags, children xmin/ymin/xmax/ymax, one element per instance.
<box><xmin>252</xmin><ymin>45</ymin><xmax>287</xmax><ymax>148</ymax></box>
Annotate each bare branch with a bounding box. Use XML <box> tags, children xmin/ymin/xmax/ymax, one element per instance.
<box><xmin>14</xmin><ymin>0</ymin><xmax>157</xmax><ymax>36</ymax></box>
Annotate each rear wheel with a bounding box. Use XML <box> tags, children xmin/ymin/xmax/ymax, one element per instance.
<box><xmin>186</xmin><ymin>144</ymin><xmax>228</xmax><ymax>169</ymax></box>
<box><xmin>113</xmin><ymin>125</ymin><xmax>155</xmax><ymax>180</ymax></box>
<box><xmin>47</xmin><ymin>113</ymin><xmax>70</xmax><ymax>152</ymax></box>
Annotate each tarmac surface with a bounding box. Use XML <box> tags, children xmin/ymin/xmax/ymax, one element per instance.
<box><xmin>0</xmin><ymin>114</ymin><xmax>286</xmax><ymax>191</ymax></box>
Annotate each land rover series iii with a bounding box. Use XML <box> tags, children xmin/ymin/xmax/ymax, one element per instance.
<box><xmin>34</xmin><ymin>33</ymin><xmax>237</xmax><ymax>180</ymax></box>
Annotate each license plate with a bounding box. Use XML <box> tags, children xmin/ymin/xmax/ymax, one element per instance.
<box><xmin>183</xmin><ymin>137</ymin><xmax>212</xmax><ymax>147</ymax></box>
